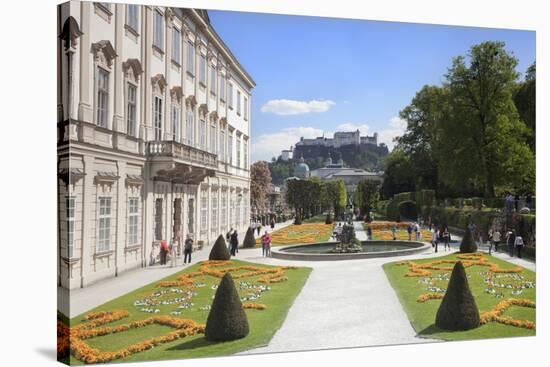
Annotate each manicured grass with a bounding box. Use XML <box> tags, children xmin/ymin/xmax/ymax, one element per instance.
<box><xmin>68</xmin><ymin>260</ymin><xmax>311</xmax><ymax>364</ymax></box>
<box><xmin>383</xmin><ymin>252</ymin><xmax>536</xmax><ymax>341</ymax></box>
<box><xmin>255</xmin><ymin>223</ymin><xmax>334</xmax><ymax>246</ymax></box>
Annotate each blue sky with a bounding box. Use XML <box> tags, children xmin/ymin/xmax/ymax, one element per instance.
<box><xmin>208</xmin><ymin>10</ymin><xmax>536</xmax><ymax>162</ymax></box>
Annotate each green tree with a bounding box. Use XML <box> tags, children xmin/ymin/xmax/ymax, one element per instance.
<box><xmin>514</xmin><ymin>62</ymin><xmax>536</xmax><ymax>152</ymax></box>
<box><xmin>355</xmin><ymin>180</ymin><xmax>380</xmax><ymax>221</ymax></box>
<box><xmin>442</xmin><ymin>41</ymin><xmax>534</xmax><ymax>197</ymax></box>
<box><xmin>381</xmin><ymin>149</ymin><xmax>416</xmax><ymax>199</ymax></box>
<box><xmin>325</xmin><ymin>180</ymin><xmax>347</xmax><ymax>219</ymax></box>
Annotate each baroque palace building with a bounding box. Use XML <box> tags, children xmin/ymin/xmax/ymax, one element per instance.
<box><xmin>57</xmin><ymin>2</ymin><xmax>255</xmax><ymax>289</ymax></box>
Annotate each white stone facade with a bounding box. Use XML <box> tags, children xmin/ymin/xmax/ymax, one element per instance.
<box><xmin>57</xmin><ymin>2</ymin><xmax>255</xmax><ymax>289</ymax></box>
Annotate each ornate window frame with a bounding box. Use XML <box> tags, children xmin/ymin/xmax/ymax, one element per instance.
<box><xmin>123</xmin><ymin>59</ymin><xmax>143</xmax><ymax>138</ymax></box>
<box><xmin>92</xmin><ymin>40</ymin><xmax>116</xmax><ymax>129</ymax></box>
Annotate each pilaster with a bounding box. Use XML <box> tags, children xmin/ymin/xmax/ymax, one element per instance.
<box><xmin>78</xmin><ymin>2</ymin><xmax>93</xmax><ymax>122</ymax></box>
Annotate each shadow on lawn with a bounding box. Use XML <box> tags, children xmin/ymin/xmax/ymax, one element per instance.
<box><xmin>167</xmin><ymin>337</ymin><xmax>216</xmax><ymax>351</ymax></box>
<box><xmin>418</xmin><ymin>324</ymin><xmax>444</xmax><ymax>336</ymax></box>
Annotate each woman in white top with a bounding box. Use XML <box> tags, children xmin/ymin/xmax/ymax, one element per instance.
<box><xmin>490</xmin><ymin>230</ymin><xmax>501</xmax><ymax>255</ymax></box>
<box><xmin>514</xmin><ymin>235</ymin><xmax>524</xmax><ymax>258</ymax></box>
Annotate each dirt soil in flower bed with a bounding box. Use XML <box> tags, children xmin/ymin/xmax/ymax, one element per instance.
<box><xmin>256</xmin><ymin>223</ymin><xmax>334</xmax><ymax>246</ymax></box>
<box><xmin>61</xmin><ymin>260</ymin><xmax>311</xmax><ymax>364</ymax></box>
<box><xmin>384</xmin><ymin>252</ymin><xmax>536</xmax><ymax>341</ymax></box>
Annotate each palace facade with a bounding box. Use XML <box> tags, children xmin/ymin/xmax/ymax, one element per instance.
<box><xmin>57</xmin><ymin>2</ymin><xmax>255</xmax><ymax>289</ymax></box>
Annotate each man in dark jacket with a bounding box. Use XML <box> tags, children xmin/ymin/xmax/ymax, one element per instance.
<box><xmin>506</xmin><ymin>229</ymin><xmax>516</xmax><ymax>257</ymax></box>
<box><xmin>230</xmin><ymin>230</ymin><xmax>239</xmax><ymax>256</ymax></box>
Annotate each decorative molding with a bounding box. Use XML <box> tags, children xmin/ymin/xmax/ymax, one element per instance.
<box><xmin>122</xmin><ymin>58</ymin><xmax>143</xmax><ymax>83</ymax></box>
<box><xmin>91</xmin><ymin>40</ymin><xmax>117</xmax><ymax>68</ymax></box>
<box><xmin>209</xmin><ymin>111</ymin><xmax>219</xmax><ymax>121</ymax></box>
<box><xmin>185</xmin><ymin>95</ymin><xmax>197</xmax><ymax>107</ymax></box>
<box><xmin>151</xmin><ymin>73</ymin><xmax>167</xmax><ymax>94</ymax></box>
<box><xmin>125</xmin><ymin>174</ymin><xmax>144</xmax><ymax>187</ymax></box>
<box><xmin>58</xmin><ymin>168</ymin><xmax>86</xmax><ymax>186</ymax></box>
<box><xmin>170</xmin><ymin>86</ymin><xmax>183</xmax><ymax>101</ymax></box>
<box><xmin>59</xmin><ymin>16</ymin><xmax>83</xmax><ymax>51</ymax></box>
<box><xmin>94</xmin><ymin>171</ymin><xmax>120</xmax><ymax>186</ymax></box>
<box><xmin>198</xmin><ymin>103</ymin><xmax>208</xmax><ymax>115</ymax></box>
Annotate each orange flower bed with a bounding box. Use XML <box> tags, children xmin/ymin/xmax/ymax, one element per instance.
<box><xmin>397</xmin><ymin>253</ymin><xmax>523</xmax><ymax>277</ymax></box>
<box><xmin>156</xmin><ymin>260</ymin><xmax>296</xmax><ymax>288</ymax></box>
<box><xmin>57</xmin><ymin>320</ymin><xmax>71</xmax><ymax>358</ymax></box>
<box><xmin>417</xmin><ymin>293</ymin><xmax>444</xmax><ymax>303</ymax></box>
<box><xmin>69</xmin><ymin>311</ymin><xmax>205</xmax><ymax>364</ymax></box>
<box><xmin>480</xmin><ymin>298</ymin><xmax>536</xmax><ymax>330</ymax></box>
<box><xmin>367</xmin><ymin>221</ymin><xmax>411</xmax><ymax>230</ymax></box>
<box><xmin>256</xmin><ymin>223</ymin><xmax>334</xmax><ymax>245</ymax></box>
<box><xmin>242</xmin><ymin>302</ymin><xmax>267</xmax><ymax>310</ymax></box>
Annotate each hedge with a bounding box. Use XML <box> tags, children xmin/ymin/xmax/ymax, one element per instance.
<box><xmin>398</xmin><ymin>200</ymin><xmax>418</xmax><ymax>221</ymax></box>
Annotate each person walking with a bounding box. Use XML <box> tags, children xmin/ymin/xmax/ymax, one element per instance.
<box><xmin>432</xmin><ymin>227</ymin><xmax>439</xmax><ymax>253</ymax></box>
<box><xmin>270</xmin><ymin>217</ymin><xmax>276</xmax><ymax>230</ymax></box>
<box><xmin>366</xmin><ymin>225</ymin><xmax>373</xmax><ymax>240</ymax></box>
<box><xmin>407</xmin><ymin>224</ymin><xmax>413</xmax><ymax>241</ymax></box>
<box><xmin>256</xmin><ymin>222</ymin><xmax>262</xmax><ymax>236</ymax></box>
<box><xmin>159</xmin><ymin>240</ymin><xmax>169</xmax><ymax>265</ymax></box>
<box><xmin>413</xmin><ymin>223</ymin><xmax>419</xmax><ymax>240</ymax></box>
<box><xmin>506</xmin><ymin>229</ymin><xmax>516</xmax><ymax>257</ymax></box>
<box><xmin>491</xmin><ymin>229</ymin><xmax>501</xmax><ymax>255</ymax></box>
<box><xmin>170</xmin><ymin>236</ymin><xmax>178</xmax><ymax>267</ymax></box>
<box><xmin>514</xmin><ymin>235</ymin><xmax>524</xmax><ymax>258</ymax></box>
<box><xmin>261</xmin><ymin>230</ymin><xmax>272</xmax><ymax>257</ymax></box>
<box><xmin>183</xmin><ymin>235</ymin><xmax>193</xmax><ymax>264</ymax></box>
<box><xmin>391</xmin><ymin>224</ymin><xmax>397</xmax><ymax>241</ymax></box>
<box><xmin>230</xmin><ymin>230</ymin><xmax>239</xmax><ymax>256</ymax></box>
<box><xmin>443</xmin><ymin>227</ymin><xmax>450</xmax><ymax>251</ymax></box>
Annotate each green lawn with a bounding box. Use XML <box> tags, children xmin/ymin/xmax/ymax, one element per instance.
<box><xmin>383</xmin><ymin>252</ymin><xmax>536</xmax><ymax>341</ymax></box>
<box><xmin>66</xmin><ymin>260</ymin><xmax>311</xmax><ymax>364</ymax></box>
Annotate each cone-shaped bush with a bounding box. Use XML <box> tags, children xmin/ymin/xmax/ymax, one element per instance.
<box><xmin>242</xmin><ymin>227</ymin><xmax>256</xmax><ymax>248</ymax></box>
<box><xmin>459</xmin><ymin>226</ymin><xmax>478</xmax><ymax>253</ymax></box>
<box><xmin>435</xmin><ymin>261</ymin><xmax>480</xmax><ymax>331</ymax></box>
<box><xmin>209</xmin><ymin>235</ymin><xmax>231</xmax><ymax>260</ymax></box>
<box><xmin>205</xmin><ymin>272</ymin><xmax>250</xmax><ymax>341</ymax></box>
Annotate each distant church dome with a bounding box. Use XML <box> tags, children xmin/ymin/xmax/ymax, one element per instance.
<box><xmin>295</xmin><ymin>156</ymin><xmax>310</xmax><ymax>178</ymax></box>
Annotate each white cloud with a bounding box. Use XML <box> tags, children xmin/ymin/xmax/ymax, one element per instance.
<box><xmin>377</xmin><ymin>117</ymin><xmax>407</xmax><ymax>150</ymax></box>
<box><xmin>260</xmin><ymin>99</ymin><xmax>335</xmax><ymax>115</ymax></box>
<box><xmin>251</xmin><ymin>126</ymin><xmax>324</xmax><ymax>162</ymax></box>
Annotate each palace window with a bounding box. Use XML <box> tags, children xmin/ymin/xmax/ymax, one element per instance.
<box><xmin>128</xmin><ymin>197</ymin><xmax>139</xmax><ymax>245</ymax></box>
<box><xmin>220</xmin><ymin>76</ymin><xmax>226</xmax><ymax>101</ymax></box>
<box><xmin>200</xmin><ymin>116</ymin><xmax>206</xmax><ymax>149</ymax></box>
<box><xmin>171</xmin><ymin>103</ymin><xmax>180</xmax><ymax>142</ymax></box>
<box><xmin>237</xmin><ymin>90</ymin><xmax>242</xmax><ymax>115</ymax></box>
<box><xmin>96</xmin><ymin>67</ymin><xmax>109</xmax><ymax>128</ymax></box>
<box><xmin>187</xmin><ymin>41</ymin><xmax>195</xmax><ymax>75</ymax></box>
<box><xmin>221</xmin><ymin>190</ymin><xmax>227</xmax><ymax>229</ymax></box>
<box><xmin>154</xmin><ymin>198</ymin><xmax>163</xmax><ymax>241</ymax></box>
<box><xmin>186</xmin><ymin>109</ymin><xmax>194</xmax><ymax>146</ymax></box>
<box><xmin>210</xmin><ymin>64</ymin><xmax>217</xmax><ymax>95</ymax></box>
<box><xmin>209</xmin><ymin>123</ymin><xmax>216</xmax><ymax>154</ymax></box>
<box><xmin>126</xmin><ymin>83</ymin><xmax>137</xmax><ymax>137</ymax></box>
<box><xmin>244</xmin><ymin>96</ymin><xmax>248</xmax><ymax>120</ymax></box>
<box><xmin>153</xmin><ymin>10</ymin><xmax>164</xmax><ymax>50</ymax></box>
<box><xmin>199</xmin><ymin>54</ymin><xmax>206</xmax><ymax>85</ymax></box>
<box><xmin>219</xmin><ymin>129</ymin><xmax>225</xmax><ymax>162</ymax></box>
<box><xmin>172</xmin><ymin>28</ymin><xmax>181</xmax><ymax>63</ymax></box>
<box><xmin>228</xmin><ymin>134</ymin><xmax>233</xmax><ymax>165</ymax></box>
<box><xmin>126</xmin><ymin>4</ymin><xmax>139</xmax><ymax>31</ymax></box>
<box><xmin>201</xmin><ymin>189</ymin><xmax>208</xmax><ymax>230</ymax></box>
<box><xmin>97</xmin><ymin>197</ymin><xmax>111</xmax><ymax>252</ymax></box>
<box><xmin>236</xmin><ymin>136</ymin><xmax>241</xmax><ymax>167</ymax></box>
<box><xmin>211</xmin><ymin>190</ymin><xmax>218</xmax><ymax>232</ymax></box>
<box><xmin>228</xmin><ymin>83</ymin><xmax>233</xmax><ymax>108</ymax></box>
<box><xmin>66</xmin><ymin>196</ymin><xmax>75</xmax><ymax>258</ymax></box>
<box><xmin>153</xmin><ymin>96</ymin><xmax>163</xmax><ymax>140</ymax></box>
<box><xmin>244</xmin><ymin>140</ymin><xmax>248</xmax><ymax>169</ymax></box>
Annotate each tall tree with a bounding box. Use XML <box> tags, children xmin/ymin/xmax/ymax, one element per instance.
<box><xmin>381</xmin><ymin>149</ymin><xmax>416</xmax><ymax>199</ymax></box>
<box><xmin>514</xmin><ymin>62</ymin><xmax>536</xmax><ymax>152</ymax></box>
<box><xmin>441</xmin><ymin>41</ymin><xmax>534</xmax><ymax>197</ymax></box>
<box><xmin>250</xmin><ymin>161</ymin><xmax>272</xmax><ymax>212</ymax></box>
<box><xmin>325</xmin><ymin>180</ymin><xmax>347</xmax><ymax>219</ymax></box>
<box><xmin>355</xmin><ymin>180</ymin><xmax>380</xmax><ymax>221</ymax></box>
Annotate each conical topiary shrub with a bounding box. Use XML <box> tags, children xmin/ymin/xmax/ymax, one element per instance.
<box><xmin>205</xmin><ymin>272</ymin><xmax>250</xmax><ymax>341</ymax></box>
<box><xmin>435</xmin><ymin>261</ymin><xmax>480</xmax><ymax>331</ymax></box>
<box><xmin>209</xmin><ymin>235</ymin><xmax>231</xmax><ymax>261</ymax></box>
<box><xmin>242</xmin><ymin>227</ymin><xmax>256</xmax><ymax>248</ymax></box>
<box><xmin>459</xmin><ymin>226</ymin><xmax>478</xmax><ymax>253</ymax></box>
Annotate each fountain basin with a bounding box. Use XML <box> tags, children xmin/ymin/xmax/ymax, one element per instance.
<box><xmin>271</xmin><ymin>240</ymin><xmax>430</xmax><ymax>261</ymax></box>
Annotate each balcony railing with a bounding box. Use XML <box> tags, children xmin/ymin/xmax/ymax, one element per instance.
<box><xmin>147</xmin><ymin>140</ymin><xmax>218</xmax><ymax>169</ymax></box>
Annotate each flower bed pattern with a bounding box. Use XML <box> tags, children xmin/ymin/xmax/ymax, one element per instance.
<box><xmin>390</xmin><ymin>253</ymin><xmax>536</xmax><ymax>334</ymax></box>
<box><xmin>365</xmin><ymin>221</ymin><xmax>432</xmax><ymax>241</ymax></box>
<box><xmin>256</xmin><ymin>224</ymin><xmax>334</xmax><ymax>246</ymax></box>
<box><xmin>64</xmin><ymin>260</ymin><xmax>300</xmax><ymax>364</ymax></box>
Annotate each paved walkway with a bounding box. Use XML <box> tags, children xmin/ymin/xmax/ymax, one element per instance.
<box><xmin>60</xmin><ymin>220</ymin><xmax>535</xmax><ymax>354</ymax></box>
